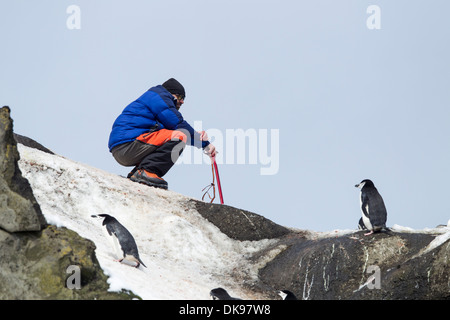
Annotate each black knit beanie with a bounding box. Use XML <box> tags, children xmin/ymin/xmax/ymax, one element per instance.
<box><xmin>162</xmin><ymin>78</ymin><xmax>185</xmax><ymax>98</ymax></box>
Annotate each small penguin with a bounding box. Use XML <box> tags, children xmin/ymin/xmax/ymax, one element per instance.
<box><xmin>92</xmin><ymin>214</ymin><xmax>146</xmax><ymax>268</ymax></box>
<box><xmin>277</xmin><ymin>290</ymin><xmax>298</xmax><ymax>300</ymax></box>
<box><xmin>355</xmin><ymin>179</ymin><xmax>388</xmax><ymax>236</ymax></box>
<box><xmin>210</xmin><ymin>288</ymin><xmax>242</xmax><ymax>300</ymax></box>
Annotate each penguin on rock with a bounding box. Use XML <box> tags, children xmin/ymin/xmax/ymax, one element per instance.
<box><xmin>355</xmin><ymin>179</ymin><xmax>388</xmax><ymax>236</ymax></box>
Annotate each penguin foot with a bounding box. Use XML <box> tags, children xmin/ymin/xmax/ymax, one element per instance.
<box><xmin>116</xmin><ymin>258</ymin><xmax>140</xmax><ymax>268</ymax></box>
<box><xmin>364</xmin><ymin>230</ymin><xmax>374</xmax><ymax>236</ymax></box>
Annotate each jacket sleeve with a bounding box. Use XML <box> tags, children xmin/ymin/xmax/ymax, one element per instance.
<box><xmin>177</xmin><ymin>120</ymin><xmax>211</xmax><ymax>149</ymax></box>
<box><xmin>156</xmin><ymin>101</ymin><xmax>210</xmax><ymax>149</ymax></box>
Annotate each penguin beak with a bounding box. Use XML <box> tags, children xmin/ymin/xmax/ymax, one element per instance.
<box><xmin>355</xmin><ymin>182</ymin><xmax>366</xmax><ymax>189</ymax></box>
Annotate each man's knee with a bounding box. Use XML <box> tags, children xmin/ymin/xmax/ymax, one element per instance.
<box><xmin>171</xmin><ymin>130</ymin><xmax>187</xmax><ymax>144</ymax></box>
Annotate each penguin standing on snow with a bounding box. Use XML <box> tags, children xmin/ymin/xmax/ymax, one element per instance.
<box><xmin>92</xmin><ymin>214</ymin><xmax>146</xmax><ymax>268</ymax></box>
<box><xmin>355</xmin><ymin>179</ymin><xmax>388</xmax><ymax>236</ymax></box>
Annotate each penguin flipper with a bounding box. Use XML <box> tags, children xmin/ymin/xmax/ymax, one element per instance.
<box><xmin>105</xmin><ymin>224</ymin><xmax>115</xmax><ymax>236</ymax></box>
<box><xmin>361</xmin><ymin>195</ymin><xmax>370</xmax><ymax>219</ymax></box>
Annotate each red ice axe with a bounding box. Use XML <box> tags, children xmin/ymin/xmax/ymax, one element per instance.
<box><xmin>213</xmin><ymin>158</ymin><xmax>224</xmax><ymax>204</ymax></box>
<box><xmin>202</xmin><ymin>156</ymin><xmax>224</xmax><ymax>204</ymax></box>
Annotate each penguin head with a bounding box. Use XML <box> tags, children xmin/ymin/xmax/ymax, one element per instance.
<box><xmin>91</xmin><ymin>214</ymin><xmax>116</xmax><ymax>225</ymax></box>
<box><xmin>277</xmin><ymin>290</ymin><xmax>289</xmax><ymax>300</ymax></box>
<box><xmin>355</xmin><ymin>179</ymin><xmax>375</xmax><ymax>189</ymax></box>
<box><xmin>277</xmin><ymin>289</ymin><xmax>298</xmax><ymax>300</ymax></box>
<box><xmin>210</xmin><ymin>287</ymin><xmax>228</xmax><ymax>300</ymax></box>
<box><xmin>210</xmin><ymin>287</ymin><xmax>236</xmax><ymax>300</ymax></box>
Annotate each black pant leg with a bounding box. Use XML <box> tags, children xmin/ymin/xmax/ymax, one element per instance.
<box><xmin>138</xmin><ymin>139</ymin><xmax>186</xmax><ymax>177</ymax></box>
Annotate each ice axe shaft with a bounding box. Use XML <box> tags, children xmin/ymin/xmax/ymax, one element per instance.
<box><xmin>213</xmin><ymin>159</ymin><xmax>224</xmax><ymax>204</ymax></box>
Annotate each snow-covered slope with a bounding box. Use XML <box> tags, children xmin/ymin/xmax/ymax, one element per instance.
<box><xmin>17</xmin><ymin>144</ymin><xmax>279</xmax><ymax>300</ymax></box>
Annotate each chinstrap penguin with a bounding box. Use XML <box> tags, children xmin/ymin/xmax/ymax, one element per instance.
<box><xmin>210</xmin><ymin>288</ymin><xmax>242</xmax><ymax>300</ymax></box>
<box><xmin>355</xmin><ymin>179</ymin><xmax>387</xmax><ymax>236</ymax></box>
<box><xmin>277</xmin><ymin>289</ymin><xmax>298</xmax><ymax>300</ymax></box>
<box><xmin>92</xmin><ymin>214</ymin><xmax>147</xmax><ymax>268</ymax></box>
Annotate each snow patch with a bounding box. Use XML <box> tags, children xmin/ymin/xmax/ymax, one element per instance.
<box><xmin>391</xmin><ymin>224</ymin><xmax>450</xmax><ymax>235</ymax></box>
<box><xmin>17</xmin><ymin>144</ymin><xmax>277</xmax><ymax>300</ymax></box>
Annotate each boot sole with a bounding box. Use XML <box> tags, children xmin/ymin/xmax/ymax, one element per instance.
<box><xmin>130</xmin><ymin>176</ymin><xmax>168</xmax><ymax>190</ymax></box>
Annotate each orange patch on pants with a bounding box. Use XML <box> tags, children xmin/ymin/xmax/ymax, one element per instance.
<box><xmin>136</xmin><ymin>129</ymin><xmax>187</xmax><ymax>146</ymax></box>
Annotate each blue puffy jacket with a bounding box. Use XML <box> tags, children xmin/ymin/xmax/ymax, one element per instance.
<box><xmin>108</xmin><ymin>85</ymin><xmax>210</xmax><ymax>151</ymax></box>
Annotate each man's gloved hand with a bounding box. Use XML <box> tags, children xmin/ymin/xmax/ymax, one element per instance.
<box><xmin>204</xmin><ymin>144</ymin><xmax>216</xmax><ymax>158</ymax></box>
<box><xmin>199</xmin><ymin>131</ymin><xmax>216</xmax><ymax>158</ymax></box>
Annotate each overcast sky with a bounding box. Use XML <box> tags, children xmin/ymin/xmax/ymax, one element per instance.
<box><xmin>2</xmin><ymin>0</ymin><xmax>449</xmax><ymax>231</ymax></box>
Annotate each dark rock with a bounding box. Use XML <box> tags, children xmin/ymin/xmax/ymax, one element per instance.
<box><xmin>0</xmin><ymin>106</ymin><xmax>136</xmax><ymax>299</ymax></box>
<box><xmin>190</xmin><ymin>199</ymin><xmax>291</xmax><ymax>241</ymax></box>
<box><xmin>0</xmin><ymin>225</ymin><xmax>138</xmax><ymax>299</ymax></box>
<box><xmin>0</xmin><ymin>106</ymin><xmax>46</xmax><ymax>232</ymax></box>
<box><xmin>258</xmin><ymin>230</ymin><xmax>450</xmax><ymax>300</ymax></box>
<box><xmin>13</xmin><ymin>133</ymin><xmax>54</xmax><ymax>155</ymax></box>
<box><xmin>190</xmin><ymin>198</ymin><xmax>450</xmax><ymax>300</ymax></box>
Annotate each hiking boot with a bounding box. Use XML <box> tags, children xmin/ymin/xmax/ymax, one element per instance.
<box><xmin>130</xmin><ymin>169</ymin><xmax>168</xmax><ymax>190</ymax></box>
<box><xmin>127</xmin><ymin>166</ymin><xmax>138</xmax><ymax>179</ymax></box>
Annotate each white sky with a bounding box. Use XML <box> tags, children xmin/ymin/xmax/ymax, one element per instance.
<box><xmin>2</xmin><ymin>0</ymin><xmax>450</xmax><ymax>231</ymax></box>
